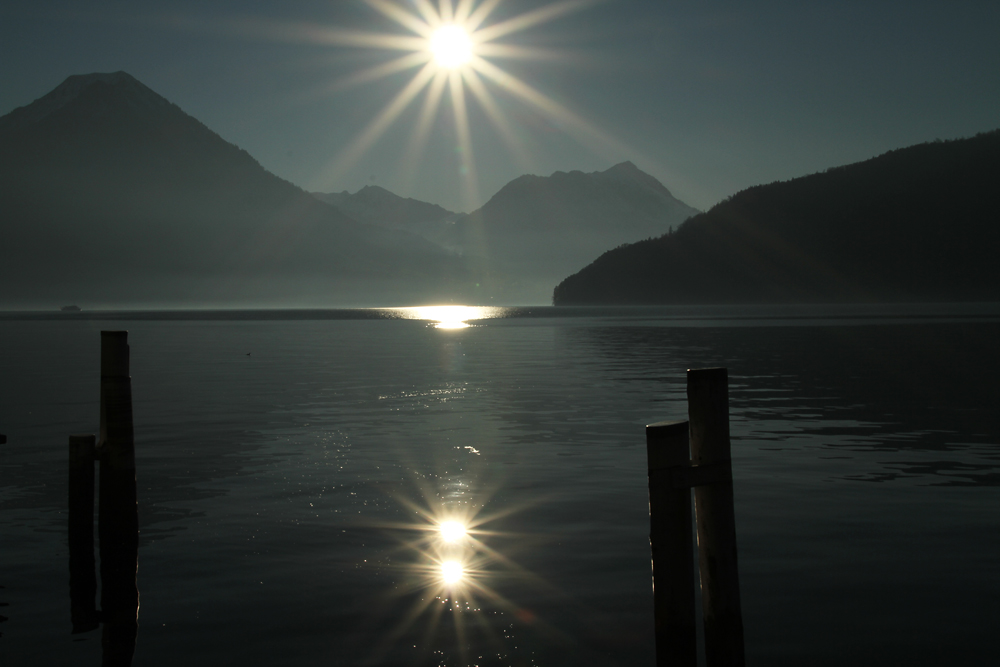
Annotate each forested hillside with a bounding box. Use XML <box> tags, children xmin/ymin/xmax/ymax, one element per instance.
<box><xmin>554</xmin><ymin>131</ymin><xmax>1000</xmax><ymax>305</ymax></box>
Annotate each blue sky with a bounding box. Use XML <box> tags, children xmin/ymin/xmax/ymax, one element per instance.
<box><xmin>2</xmin><ymin>0</ymin><xmax>998</xmax><ymax>212</ymax></box>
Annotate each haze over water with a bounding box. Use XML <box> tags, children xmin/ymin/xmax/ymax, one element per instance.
<box><xmin>1</xmin><ymin>305</ymin><xmax>998</xmax><ymax>666</ymax></box>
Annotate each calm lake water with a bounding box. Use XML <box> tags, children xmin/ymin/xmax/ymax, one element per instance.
<box><xmin>1</xmin><ymin>305</ymin><xmax>999</xmax><ymax>666</ymax></box>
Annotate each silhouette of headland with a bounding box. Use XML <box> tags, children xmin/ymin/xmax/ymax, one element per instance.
<box><xmin>553</xmin><ymin>130</ymin><xmax>1000</xmax><ymax>305</ymax></box>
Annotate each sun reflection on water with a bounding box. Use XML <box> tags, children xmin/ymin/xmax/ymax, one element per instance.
<box><xmin>364</xmin><ymin>476</ymin><xmax>552</xmax><ymax>664</ymax></box>
<box><xmin>439</xmin><ymin>520</ymin><xmax>467</xmax><ymax>542</ymax></box>
<box><xmin>441</xmin><ymin>560</ymin><xmax>464</xmax><ymax>584</ymax></box>
<box><xmin>397</xmin><ymin>305</ymin><xmax>508</xmax><ymax>329</ymax></box>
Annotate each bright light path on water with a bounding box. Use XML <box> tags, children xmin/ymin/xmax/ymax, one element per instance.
<box><xmin>441</xmin><ymin>560</ymin><xmax>464</xmax><ymax>584</ymax></box>
<box><xmin>398</xmin><ymin>305</ymin><xmax>508</xmax><ymax>329</ymax></box>
<box><xmin>439</xmin><ymin>521</ymin><xmax>467</xmax><ymax>542</ymax></box>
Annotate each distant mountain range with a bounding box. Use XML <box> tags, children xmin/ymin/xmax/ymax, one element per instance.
<box><xmin>9</xmin><ymin>72</ymin><xmax>995</xmax><ymax>309</ymax></box>
<box><xmin>311</xmin><ymin>185</ymin><xmax>460</xmax><ymax>256</ymax></box>
<box><xmin>447</xmin><ymin>162</ymin><xmax>699</xmax><ymax>302</ymax></box>
<box><xmin>318</xmin><ymin>164</ymin><xmax>700</xmax><ymax>303</ymax></box>
<box><xmin>553</xmin><ymin>130</ymin><xmax>1000</xmax><ymax>305</ymax></box>
<box><xmin>0</xmin><ymin>72</ymin><xmax>469</xmax><ymax>307</ymax></box>
<box><xmin>313</xmin><ymin>185</ymin><xmax>458</xmax><ymax>230</ymax></box>
<box><xmin>0</xmin><ymin>70</ymin><xmax>700</xmax><ymax>307</ymax></box>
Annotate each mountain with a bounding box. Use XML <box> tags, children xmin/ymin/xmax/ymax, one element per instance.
<box><xmin>313</xmin><ymin>185</ymin><xmax>457</xmax><ymax>229</ymax></box>
<box><xmin>312</xmin><ymin>185</ymin><xmax>458</xmax><ymax>250</ymax></box>
<box><xmin>450</xmin><ymin>162</ymin><xmax>700</xmax><ymax>303</ymax></box>
<box><xmin>553</xmin><ymin>131</ymin><xmax>1000</xmax><ymax>305</ymax></box>
<box><xmin>0</xmin><ymin>72</ymin><xmax>471</xmax><ymax>308</ymax></box>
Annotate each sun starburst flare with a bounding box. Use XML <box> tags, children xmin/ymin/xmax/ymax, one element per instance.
<box><xmin>278</xmin><ymin>0</ymin><xmax>643</xmax><ymax>211</ymax></box>
<box><xmin>355</xmin><ymin>474</ymin><xmax>566</xmax><ymax>665</ymax></box>
<box><xmin>441</xmin><ymin>559</ymin><xmax>465</xmax><ymax>583</ymax></box>
<box><xmin>440</xmin><ymin>520</ymin><xmax>468</xmax><ymax>542</ymax></box>
<box><xmin>429</xmin><ymin>25</ymin><xmax>474</xmax><ymax>68</ymax></box>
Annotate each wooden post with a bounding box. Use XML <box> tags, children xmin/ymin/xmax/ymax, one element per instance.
<box><xmin>645</xmin><ymin>420</ymin><xmax>697</xmax><ymax>667</ymax></box>
<box><xmin>98</xmin><ymin>331</ymin><xmax>139</xmax><ymax>666</ymax></box>
<box><xmin>69</xmin><ymin>434</ymin><xmax>99</xmax><ymax>634</ymax></box>
<box><xmin>688</xmin><ymin>368</ymin><xmax>745</xmax><ymax>667</ymax></box>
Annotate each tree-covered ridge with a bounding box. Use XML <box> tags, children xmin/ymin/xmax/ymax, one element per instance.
<box><xmin>553</xmin><ymin>130</ymin><xmax>1000</xmax><ymax>305</ymax></box>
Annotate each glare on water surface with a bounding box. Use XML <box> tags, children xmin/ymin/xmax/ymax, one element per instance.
<box><xmin>363</xmin><ymin>478</ymin><xmax>541</xmax><ymax>662</ymax></box>
<box><xmin>439</xmin><ymin>520</ymin><xmax>467</xmax><ymax>542</ymax></box>
<box><xmin>441</xmin><ymin>560</ymin><xmax>464</xmax><ymax>584</ymax></box>
<box><xmin>398</xmin><ymin>305</ymin><xmax>507</xmax><ymax>328</ymax></box>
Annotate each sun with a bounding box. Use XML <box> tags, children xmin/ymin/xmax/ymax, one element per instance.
<box><xmin>429</xmin><ymin>25</ymin><xmax>473</xmax><ymax>69</ymax></box>
<box><xmin>302</xmin><ymin>0</ymin><xmax>639</xmax><ymax>212</ymax></box>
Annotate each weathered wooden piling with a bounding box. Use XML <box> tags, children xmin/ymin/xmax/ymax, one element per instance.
<box><xmin>97</xmin><ymin>331</ymin><xmax>139</xmax><ymax>666</ymax></box>
<box><xmin>69</xmin><ymin>433</ymin><xmax>99</xmax><ymax>633</ymax></box>
<box><xmin>646</xmin><ymin>368</ymin><xmax>746</xmax><ymax>666</ymax></box>
<box><xmin>645</xmin><ymin>420</ymin><xmax>697</xmax><ymax>667</ymax></box>
<box><xmin>687</xmin><ymin>368</ymin><xmax>745</xmax><ymax>667</ymax></box>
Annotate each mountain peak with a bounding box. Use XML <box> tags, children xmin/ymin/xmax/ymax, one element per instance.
<box><xmin>554</xmin><ymin>130</ymin><xmax>1000</xmax><ymax>305</ymax></box>
<box><xmin>603</xmin><ymin>161</ymin><xmax>640</xmax><ymax>174</ymax></box>
<box><xmin>0</xmin><ymin>71</ymin><xmax>172</xmax><ymax>133</ymax></box>
<box><xmin>58</xmin><ymin>70</ymin><xmax>141</xmax><ymax>89</ymax></box>
<box><xmin>0</xmin><ymin>72</ymin><xmax>469</xmax><ymax>307</ymax></box>
<box><xmin>591</xmin><ymin>160</ymin><xmax>691</xmax><ymax>203</ymax></box>
<box><xmin>355</xmin><ymin>184</ymin><xmax>395</xmax><ymax>199</ymax></box>
<box><xmin>312</xmin><ymin>184</ymin><xmax>456</xmax><ymax>232</ymax></box>
<box><xmin>595</xmin><ymin>160</ymin><xmax>654</xmax><ymax>184</ymax></box>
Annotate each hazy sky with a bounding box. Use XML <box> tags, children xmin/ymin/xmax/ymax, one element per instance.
<box><xmin>2</xmin><ymin>0</ymin><xmax>998</xmax><ymax>213</ymax></box>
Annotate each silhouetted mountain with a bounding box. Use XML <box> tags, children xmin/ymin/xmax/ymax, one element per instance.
<box><xmin>450</xmin><ymin>162</ymin><xmax>699</xmax><ymax>302</ymax></box>
<box><xmin>312</xmin><ymin>185</ymin><xmax>458</xmax><ymax>247</ymax></box>
<box><xmin>0</xmin><ymin>72</ymin><xmax>470</xmax><ymax>307</ymax></box>
<box><xmin>314</xmin><ymin>185</ymin><xmax>457</xmax><ymax>227</ymax></box>
<box><xmin>553</xmin><ymin>131</ymin><xmax>1000</xmax><ymax>305</ymax></box>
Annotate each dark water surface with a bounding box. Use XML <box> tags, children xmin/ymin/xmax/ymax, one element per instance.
<box><xmin>1</xmin><ymin>305</ymin><xmax>999</xmax><ymax>666</ymax></box>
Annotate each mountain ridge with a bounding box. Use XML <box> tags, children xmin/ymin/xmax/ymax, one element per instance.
<box><xmin>553</xmin><ymin>130</ymin><xmax>1000</xmax><ymax>305</ymax></box>
<box><xmin>0</xmin><ymin>71</ymin><xmax>173</xmax><ymax>133</ymax></box>
<box><xmin>0</xmin><ymin>71</ymin><xmax>470</xmax><ymax>307</ymax></box>
<box><xmin>447</xmin><ymin>161</ymin><xmax>699</xmax><ymax>302</ymax></box>
<box><xmin>0</xmin><ymin>70</ymin><xmax>703</xmax><ymax>307</ymax></box>
<box><xmin>312</xmin><ymin>162</ymin><xmax>701</xmax><ymax>304</ymax></box>
<box><xmin>312</xmin><ymin>184</ymin><xmax>458</xmax><ymax>233</ymax></box>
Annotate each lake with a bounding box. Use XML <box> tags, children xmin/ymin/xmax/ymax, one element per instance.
<box><xmin>1</xmin><ymin>304</ymin><xmax>999</xmax><ymax>666</ymax></box>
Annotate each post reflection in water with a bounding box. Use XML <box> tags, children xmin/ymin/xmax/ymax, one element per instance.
<box><xmin>68</xmin><ymin>331</ymin><xmax>140</xmax><ymax>667</ymax></box>
<box><xmin>98</xmin><ymin>435</ymin><xmax>139</xmax><ymax>667</ymax></box>
<box><xmin>68</xmin><ymin>437</ymin><xmax>140</xmax><ymax>666</ymax></box>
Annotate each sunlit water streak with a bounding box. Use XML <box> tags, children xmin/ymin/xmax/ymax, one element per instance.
<box><xmin>1</xmin><ymin>305</ymin><xmax>999</xmax><ymax>666</ymax></box>
<box><xmin>396</xmin><ymin>304</ymin><xmax>511</xmax><ymax>329</ymax></box>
